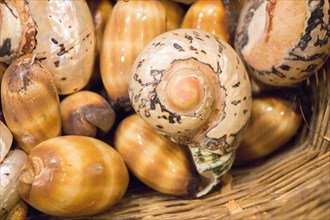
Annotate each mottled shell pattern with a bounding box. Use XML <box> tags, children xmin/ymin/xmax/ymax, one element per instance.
<box><xmin>235</xmin><ymin>0</ymin><xmax>330</xmax><ymax>86</ymax></box>
<box><xmin>129</xmin><ymin>29</ymin><xmax>252</xmax><ymax>156</ymax></box>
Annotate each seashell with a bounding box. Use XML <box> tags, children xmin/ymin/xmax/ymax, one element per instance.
<box><xmin>235</xmin><ymin>96</ymin><xmax>302</xmax><ymax>165</ymax></box>
<box><xmin>4</xmin><ymin>200</ymin><xmax>28</xmax><ymax>220</ymax></box>
<box><xmin>60</xmin><ymin>90</ymin><xmax>116</xmax><ymax>137</ymax></box>
<box><xmin>18</xmin><ymin>135</ymin><xmax>129</xmax><ymax>217</ymax></box>
<box><xmin>161</xmin><ymin>1</ymin><xmax>185</xmax><ymax>31</ymax></box>
<box><xmin>0</xmin><ymin>121</ymin><xmax>12</xmax><ymax>163</ymax></box>
<box><xmin>0</xmin><ymin>149</ymin><xmax>28</xmax><ymax>219</ymax></box>
<box><xmin>181</xmin><ymin>0</ymin><xmax>230</xmax><ymax>43</ymax></box>
<box><xmin>1</xmin><ymin>54</ymin><xmax>61</xmax><ymax>153</ymax></box>
<box><xmin>129</xmin><ymin>29</ymin><xmax>252</xmax><ymax>197</ymax></box>
<box><xmin>87</xmin><ymin>0</ymin><xmax>113</xmax><ymax>55</ymax></box>
<box><xmin>0</xmin><ymin>0</ymin><xmax>96</xmax><ymax>95</ymax></box>
<box><xmin>235</xmin><ymin>0</ymin><xmax>330</xmax><ymax>86</ymax></box>
<box><xmin>115</xmin><ymin>114</ymin><xmax>200</xmax><ymax>197</ymax></box>
<box><xmin>100</xmin><ymin>0</ymin><xmax>166</xmax><ymax>111</ymax></box>
<box><xmin>0</xmin><ymin>1</ymin><xmax>37</xmax><ymax>64</ymax></box>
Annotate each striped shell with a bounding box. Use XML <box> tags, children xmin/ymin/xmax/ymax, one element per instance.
<box><xmin>100</xmin><ymin>0</ymin><xmax>166</xmax><ymax>111</ymax></box>
<box><xmin>1</xmin><ymin>54</ymin><xmax>61</xmax><ymax>153</ymax></box>
<box><xmin>235</xmin><ymin>0</ymin><xmax>330</xmax><ymax>86</ymax></box>
<box><xmin>18</xmin><ymin>135</ymin><xmax>129</xmax><ymax>217</ymax></box>
<box><xmin>115</xmin><ymin>114</ymin><xmax>200</xmax><ymax>197</ymax></box>
<box><xmin>129</xmin><ymin>29</ymin><xmax>252</xmax><ymax>156</ymax></box>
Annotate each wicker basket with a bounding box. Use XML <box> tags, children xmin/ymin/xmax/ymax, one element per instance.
<box><xmin>87</xmin><ymin>61</ymin><xmax>328</xmax><ymax>220</ymax></box>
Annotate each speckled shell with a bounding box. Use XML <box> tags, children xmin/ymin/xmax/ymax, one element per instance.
<box><xmin>0</xmin><ymin>149</ymin><xmax>28</xmax><ymax>219</ymax></box>
<box><xmin>0</xmin><ymin>121</ymin><xmax>12</xmax><ymax>163</ymax></box>
<box><xmin>18</xmin><ymin>135</ymin><xmax>129</xmax><ymax>217</ymax></box>
<box><xmin>60</xmin><ymin>90</ymin><xmax>116</xmax><ymax>137</ymax></box>
<box><xmin>235</xmin><ymin>0</ymin><xmax>330</xmax><ymax>86</ymax></box>
<box><xmin>100</xmin><ymin>0</ymin><xmax>166</xmax><ymax>111</ymax></box>
<box><xmin>161</xmin><ymin>1</ymin><xmax>185</xmax><ymax>31</ymax></box>
<box><xmin>235</xmin><ymin>96</ymin><xmax>302</xmax><ymax>165</ymax></box>
<box><xmin>115</xmin><ymin>114</ymin><xmax>200</xmax><ymax>197</ymax></box>
<box><xmin>1</xmin><ymin>54</ymin><xmax>61</xmax><ymax>153</ymax></box>
<box><xmin>28</xmin><ymin>0</ymin><xmax>96</xmax><ymax>94</ymax></box>
<box><xmin>129</xmin><ymin>29</ymin><xmax>252</xmax><ymax>155</ymax></box>
<box><xmin>181</xmin><ymin>0</ymin><xmax>230</xmax><ymax>43</ymax></box>
<box><xmin>0</xmin><ymin>1</ymin><xmax>36</xmax><ymax>64</ymax></box>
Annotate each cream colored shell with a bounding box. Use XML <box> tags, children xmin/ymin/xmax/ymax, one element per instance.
<box><xmin>129</xmin><ymin>29</ymin><xmax>252</xmax><ymax>155</ymax></box>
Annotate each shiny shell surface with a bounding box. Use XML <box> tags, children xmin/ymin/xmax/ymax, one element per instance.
<box><xmin>18</xmin><ymin>135</ymin><xmax>129</xmax><ymax>217</ymax></box>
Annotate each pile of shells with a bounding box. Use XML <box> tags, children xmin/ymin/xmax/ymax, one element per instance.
<box><xmin>0</xmin><ymin>0</ymin><xmax>329</xmax><ymax>218</ymax></box>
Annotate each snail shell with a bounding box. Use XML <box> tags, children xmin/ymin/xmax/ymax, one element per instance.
<box><xmin>115</xmin><ymin>114</ymin><xmax>200</xmax><ymax>197</ymax></box>
<box><xmin>0</xmin><ymin>121</ymin><xmax>12</xmax><ymax>163</ymax></box>
<box><xmin>161</xmin><ymin>1</ymin><xmax>185</xmax><ymax>31</ymax></box>
<box><xmin>181</xmin><ymin>0</ymin><xmax>230</xmax><ymax>43</ymax></box>
<box><xmin>129</xmin><ymin>29</ymin><xmax>252</xmax><ymax>155</ymax></box>
<box><xmin>235</xmin><ymin>0</ymin><xmax>330</xmax><ymax>86</ymax></box>
<box><xmin>0</xmin><ymin>149</ymin><xmax>28</xmax><ymax>219</ymax></box>
<box><xmin>4</xmin><ymin>200</ymin><xmax>28</xmax><ymax>220</ymax></box>
<box><xmin>0</xmin><ymin>1</ymin><xmax>36</xmax><ymax>64</ymax></box>
<box><xmin>18</xmin><ymin>135</ymin><xmax>129</xmax><ymax>217</ymax></box>
<box><xmin>1</xmin><ymin>54</ymin><xmax>61</xmax><ymax>153</ymax></box>
<box><xmin>100</xmin><ymin>0</ymin><xmax>166</xmax><ymax>111</ymax></box>
<box><xmin>60</xmin><ymin>90</ymin><xmax>116</xmax><ymax>137</ymax></box>
<box><xmin>235</xmin><ymin>96</ymin><xmax>302</xmax><ymax>165</ymax></box>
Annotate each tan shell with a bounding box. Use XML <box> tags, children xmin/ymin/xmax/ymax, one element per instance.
<box><xmin>235</xmin><ymin>0</ymin><xmax>330</xmax><ymax>86</ymax></box>
<box><xmin>4</xmin><ymin>200</ymin><xmax>28</xmax><ymax>220</ymax></box>
<box><xmin>0</xmin><ymin>121</ymin><xmax>13</xmax><ymax>163</ymax></box>
<box><xmin>181</xmin><ymin>0</ymin><xmax>230</xmax><ymax>43</ymax></box>
<box><xmin>100</xmin><ymin>0</ymin><xmax>166</xmax><ymax>111</ymax></box>
<box><xmin>129</xmin><ymin>29</ymin><xmax>252</xmax><ymax>155</ymax></box>
<box><xmin>18</xmin><ymin>135</ymin><xmax>129</xmax><ymax>217</ymax></box>
<box><xmin>235</xmin><ymin>96</ymin><xmax>302</xmax><ymax>165</ymax></box>
<box><xmin>1</xmin><ymin>54</ymin><xmax>61</xmax><ymax>153</ymax></box>
<box><xmin>161</xmin><ymin>1</ymin><xmax>185</xmax><ymax>31</ymax></box>
<box><xmin>60</xmin><ymin>90</ymin><xmax>116</xmax><ymax>137</ymax></box>
<box><xmin>115</xmin><ymin>114</ymin><xmax>200</xmax><ymax>197</ymax></box>
<box><xmin>0</xmin><ymin>1</ymin><xmax>36</xmax><ymax>64</ymax></box>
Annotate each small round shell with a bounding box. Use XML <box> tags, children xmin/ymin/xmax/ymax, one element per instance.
<box><xmin>115</xmin><ymin>114</ymin><xmax>200</xmax><ymax>197</ymax></box>
<box><xmin>235</xmin><ymin>0</ymin><xmax>330</xmax><ymax>86</ymax></box>
<box><xmin>60</xmin><ymin>90</ymin><xmax>116</xmax><ymax>137</ymax></box>
<box><xmin>18</xmin><ymin>135</ymin><xmax>129</xmax><ymax>217</ymax></box>
<box><xmin>129</xmin><ymin>29</ymin><xmax>252</xmax><ymax>155</ymax></box>
<box><xmin>1</xmin><ymin>54</ymin><xmax>61</xmax><ymax>153</ymax></box>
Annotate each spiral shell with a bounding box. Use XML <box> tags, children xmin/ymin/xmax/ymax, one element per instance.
<box><xmin>18</xmin><ymin>135</ymin><xmax>129</xmax><ymax>217</ymax></box>
<box><xmin>0</xmin><ymin>1</ymin><xmax>36</xmax><ymax>64</ymax></box>
<box><xmin>60</xmin><ymin>90</ymin><xmax>116</xmax><ymax>137</ymax></box>
<box><xmin>115</xmin><ymin>114</ymin><xmax>200</xmax><ymax>197</ymax></box>
<box><xmin>0</xmin><ymin>149</ymin><xmax>28</xmax><ymax>219</ymax></box>
<box><xmin>100</xmin><ymin>0</ymin><xmax>166</xmax><ymax>111</ymax></box>
<box><xmin>235</xmin><ymin>0</ymin><xmax>330</xmax><ymax>86</ymax></box>
<box><xmin>235</xmin><ymin>96</ymin><xmax>302</xmax><ymax>165</ymax></box>
<box><xmin>181</xmin><ymin>0</ymin><xmax>230</xmax><ymax>43</ymax></box>
<box><xmin>1</xmin><ymin>54</ymin><xmax>61</xmax><ymax>153</ymax></box>
<box><xmin>129</xmin><ymin>29</ymin><xmax>252</xmax><ymax>155</ymax></box>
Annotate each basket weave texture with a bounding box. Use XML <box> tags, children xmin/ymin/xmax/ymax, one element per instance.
<box><xmin>92</xmin><ymin>61</ymin><xmax>330</xmax><ymax>220</ymax></box>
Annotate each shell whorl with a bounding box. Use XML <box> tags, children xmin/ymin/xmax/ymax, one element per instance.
<box><xmin>129</xmin><ymin>29</ymin><xmax>252</xmax><ymax>155</ymax></box>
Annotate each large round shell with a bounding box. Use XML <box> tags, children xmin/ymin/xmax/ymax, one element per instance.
<box><xmin>235</xmin><ymin>0</ymin><xmax>330</xmax><ymax>86</ymax></box>
<box><xmin>18</xmin><ymin>135</ymin><xmax>129</xmax><ymax>217</ymax></box>
<box><xmin>1</xmin><ymin>54</ymin><xmax>61</xmax><ymax>153</ymax></box>
<box><xmin>129</xmin><ymin>29</ymin><xmax>252</xmax><ymax>155</ymax></box>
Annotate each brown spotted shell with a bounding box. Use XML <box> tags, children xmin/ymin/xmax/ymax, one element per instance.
<box><xmin>181</xmin><ymin>0</ymin><xmax>230</xmax><ymax>43</ymax></box>
<box><xmin>235</xmin><ymin>0</ymin><xmax>330</xmax><ymax>86</ymax></box>
<box><xmin>100</xmin><ymin>0</ymin><xmax>166</xmax><ymax>111</ymax></box>
<box><xmin>1</xmin><ymin>54</ymin><xmax>61</xmax><ymax>153</ymax></box>
<box><xmin>115</xmin><ymin>114</ymin><xmax>200</xmax><ymax>197</ymax></box>
<box><xmin>18</xmin><ymin>135</ymin><xmax>129</xmax><ymax>217</ymax></box>
<box><xmin>60</xmin><ymin>90</ymin><xmax>116</xmax><ymax>137</ymax></box>
<box><xmin>129</xmin><ymin>29</ymin><xmax>252</xmax><ymax>155</ymax></box>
